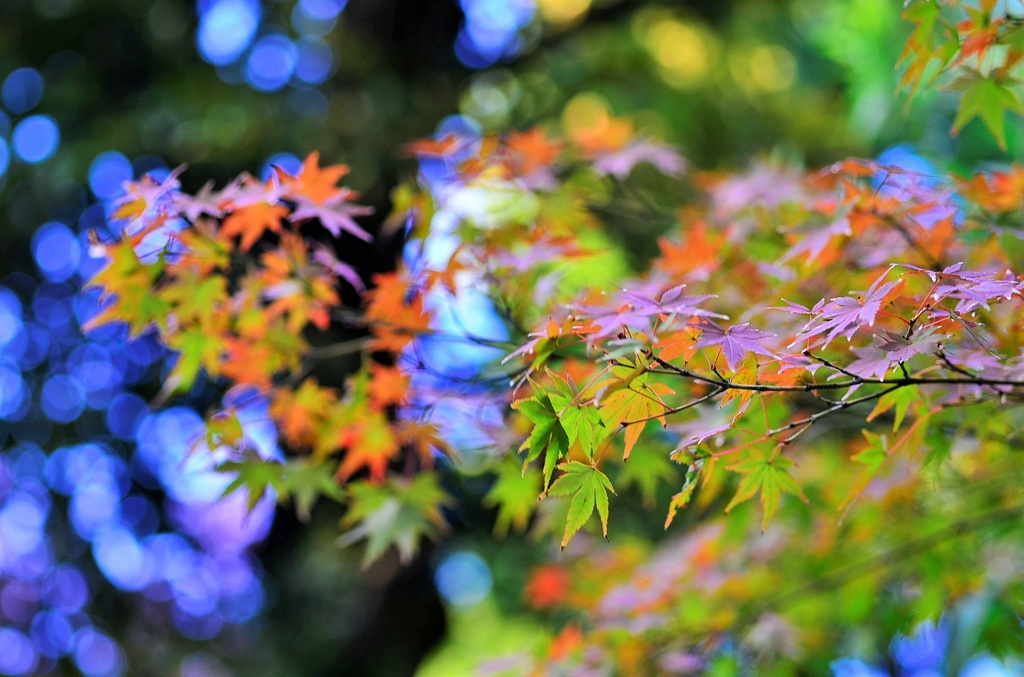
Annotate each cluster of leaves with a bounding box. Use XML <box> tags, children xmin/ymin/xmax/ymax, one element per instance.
<box><xmin>85</xmin><ymin>1</ymin><xmax>1024</xmax><ymax>671</ymax></box>
<box><xmin>902</xmin><ymin>0</ymin><xmax>1024</xmax><ymax>148</ymax></box>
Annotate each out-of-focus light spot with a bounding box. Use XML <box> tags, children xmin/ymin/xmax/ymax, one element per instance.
<box><xmin>961</xmin><ymin>655</ymin><xmax>1018</xmax><ymax>677</ymax></box>
<box><xmin>73</xmin><ymin>628</ymin><xmax>124</xmax><ymax>677</ymax></box>
<box><xmin>287</xmin><ymin>88</ymin><xmax>330</xmax><ymax>117</ymax></box>
<box><xmin>41</xmin><ymin>373</ymin><xmax>85</xmax><ymax>423</ymax></box>
<box><xmin>456</xmin><ymin>0</ymin><xmax>535</xmax><ymax>67</ymax></box>
<box><xmin>70</xmin><ymin>482</ymin><xmax>120</xmax><ymax>540</ymax></box>
<box><xmin>0</xmin><ymin>286</ymin><xmax>23</xmax><ymax>347</ymax></box>
<box><xmin>298</xmin><ymin>0</ymin><xmax>347</xmax><ymax>21</ymax></box>
<box><xmin>290</xmin><ymin>3</ymin><xmax>337</xmax><ymax>37</ymax></box>
<box><xmin>434</xmin><ymin>551</ymin><xmax>492</xmax><ymax>607</ymax></box>
<box><xmin>1</xmin><ymin>68</ymin><xmax>45</xmax><ymax>114</ymax></box>
<box><xmin>260</xmin><ymin>152</ymin><xmax>302</xmax><ymax>182</ymax></box>
<box><xmin>294</xmin><ymin>38</ymin><xmax>334</xmax><ymax>84</ymax></box>
<box><xmin>748</xmin><ymin>44</ymin><xmax>796</xmax><ymax>92</ymax></box>
<box><xmin>537</xmin><ymin>0</ymin><xmax>590</xmax><ymax>25</ymax></box>
<box><xmin>0</xmin><ymin>493</ymin><xmax>47</xmax><ymax>556</ymax></box>
<box><xmin>892</xmin><ymin>620</ymin><xmax>947</xmax><ymax>672</ymax></box>
<box><xmin>0</xmin><ymin>628</ymin><xmax>39</xmax><ymax>676</ymax></box>
<box><xmin>196</xmin><ymin>0</ymin><xmax>261</xmax><ymax>66</ymax></box>
<box><xmin>12</xmin><ymin>115</ymin><xmax>59</xmax><ymax>163</ymax></box>
<box><xmin>106</xmin><ymin>392</ymin><xmax>148</xmax><ymax>440</ymax></box>
<box><xmin>561</xmin><ymin>92</ymin><xmax>610</xmax><ymax>133</ymax></box>
<box><xmin>30</xmin><ymin>610</ymin><xmax>74</xmax><ymax>657</ymax></box>
<box><xmin>830</xmin><ymin>658</ymin><xmax>888</xmax><ymax>677</ymax></box>
<box><xmin>32</xmin><ymin>221</ymin><xmax>80</xmax><ymax>283</ymax></box>
<box><xmin>121</xmin><ymin>495</ymin><xmax>159</xmax><ymax>537</ymax></box>
<box><xmin>44</xmin><ymin>566</ymin><xmax>89</xmax><ymax>614</ymax></box>
<box><xmin>245</xmin><ymin>35</ymin><xmax>297</xmax><ymax>92</ymax></box>
<box><xmin>0</xmin><ymin>367</ymin><xmax>29</xmax><ymax>419</ymax></box>
<box><xmin>94</xmin><ymin>527</ymin><xmax>153</xmax><ymax>591</ymax></box>
<box><xmin>88</xmin><ymin>152</ymin><xmax>132</xmax><ymax>200</ymax></box>
<box><xmin>645</xmin><ymin>19</ymin><xmax>715</xmax><ymax>88</ymax></box>
<box><xmin>0</xmin><ymin>137</ymin><xmax>10</xmax><ymax>177</ymax></box>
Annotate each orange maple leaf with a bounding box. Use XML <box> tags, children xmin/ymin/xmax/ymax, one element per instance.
<box><xmin>290</xmin><ymin>151</ymin><xmax>350</xmax><ymax>205</ymax></box>
<box><xmin>269</xmin><ymin>379</ymin><xmax>338</xmax><ymax>448</ymax></box>
<box><xmin>506</xmin><ymin>128</ymin><xmax>562</xmax><ymax>176</ymax></box>
<box><xmin>402</xmin><ymin>134</ymin><xmax>463</xmax><ymax>158</ymax></box>
<box><xmin>221</xmin><ymin>201</ymin><xmax>289</xmax><ymax>251</ymax></box>
<box><xmin>394</xmin><ymin>419</ymin><xmax>450</xmax><ymax>468</ymax></box>
<box><xmin>656</xmin><ymin>221</ymin><xmax>723</xmax><ymax>281</ymax></box>
<box><xmin>368</xmin><ymin>364</ymin><xmax>410</xmax><ymax>408</ymax></box>
<box><xmin>335</xmin><ymin>410</ymin><xmax>400</xmax><ymax>482</ymax></box>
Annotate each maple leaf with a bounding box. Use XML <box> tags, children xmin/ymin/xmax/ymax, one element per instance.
<box><xmin>394</xmin><ymin>419</ymin><xmax>450</xmax><ymax>468</ymax></box>
<box><xmin>335</xmin><ymin>409</ymin><xmax>400</xmax><ymax>482</ymax></box>
<box><xmin>368</xmin><ymin>364</ymin><xmax>410</xmax><ymax>408</ymax></box>
<box><xmin>949</xmin><ymin>72</ymin><xmax>1024</xmax><ymax>150</ymax></box>
<box><xmin>269</xmin><ymin>379</ymin><xmax>338</xmax><ymax>449</ymax></box>
<box><xmin>287</xmin><ymin>151</ymin><xmax>350</xmax><ymax>205</ymax></box>
<box><xmin>483</xmin><ymin>458</ymin><xmax>543</xmax><ymax>536</ymax></box>
<box><xmin>574</xmin><ymin>284</ymin><xmax>722</xmax><ymax>340</ymax></box>
<box><xmin>402</xmin><ymin>134</ymin><xmax>465</xmax><ymax>158</ymax></box>
<box><xmin>505</xmin><ymin>128</ymin><xmax>562</xmax><ymax>177</ymax></box>
<box><xmin>591</xmin><ymin>138</ymin><xmax>686</xmax><ymax>179</ymax></box>
<box><xmin>218</xmin><ymin>454</ymin><xmax>286</xmax><ymax>514</ymax></box>
<box><xmin>172</xmin><ymin>180</ymin><xmax>224</xmax><ymax>223</ymax></box>
<box><xmin>837</xmin><ymin>430</ymin><xmax>889</xmax><ymax>512</ymax></box>
<box><xmin>618</xmin><ymin>444</ymin><xmax>678</xmax><ymax>507</ymax></box>
<box><xmin>512</xmin><ymin>385</ymin><xmax>570</xmax><ymax>490</ymax></box>
<box><xmin>112</xmin><ymin>166</ymin><xmax>184</xmax><ymax>222</ymax></box>
<box><xmin>655</xmin><ymin>322</ymin><xmax>701</xmax><ymax>362</ymax></box>
<box><xmin>279</xmin><ymin>458</ymin><xmax>345</xmax><ymax>522</ymax></box>
<box><xmin>725</xmin><ymin>450</ymin><xmax>809</xmax><ymax>533</ymax></box>
<box><xmin>599</xmin><ymin>373</ymin><xmax>675</xmax><ymax>461</ymax></box>
<box><xmin>546</xmin><ymin>371</ymin><xmax>607</xmax><ymax>459</ymax></box>
<box><xmin>337</xmin><ymin>475</ymin><xmax>450</xmax><ymax>567</ymax></box>
<box><xmin>221</xmin><ymin>201</ymin><xmax>289</xmax><ymax>252</ymax></box>
<box><xmin>795</xmin><ymin>276</ymin><xmax>906</xmax><ymax>347</ymax></box>
<box><xmin>546</xmin><ymin>460</ymin><xmax>615</xmax><ymax>549</ymax></box>
<box><xmin>656</xmin><ymin>222</ymin><xmax>724</xmax><ymax>281</ymax></box>
<box><xmin>693</xmin><ymin>320</ymin><xmax>776</xmax><ymax>372</ymax></box>
<box><xmin>289</xmin><ymin>193</ymin><xmax>373</xmax><ymax>241</ymax></box>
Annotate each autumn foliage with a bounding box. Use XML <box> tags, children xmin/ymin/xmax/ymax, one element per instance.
<box><xmin>86</xmin><ymin>2</ymin><xmax>1024</xmax><ymax>672</ymax></box>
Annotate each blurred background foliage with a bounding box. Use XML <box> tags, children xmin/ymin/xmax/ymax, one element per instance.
<box><xmin>0</xmin><ymin>0</ymin><xmax>1015</xmax><ymax>675</ymax></box>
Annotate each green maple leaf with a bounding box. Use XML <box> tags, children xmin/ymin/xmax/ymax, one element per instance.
<box><xmin>512</xmin><ymin>385</ymin><xmax>570</xmax><ymax>490</ymax></box>
<box><xmin>838</xmin><ymin>430</ymin><xmax>889</xmax><ymax>513</ymax></box>
<box><xmin>725</xmin><ymin>450</ymin><xmax>809</xmax><ymax>532</ymax></box>
<box><xmin>338</xmin><ymin>475</ymin><xmax>450</xmax><ymax>567</ymax></box>
<box><xmin>950</xmin><ymin>73</ymin><xmax>1024</xmax><ymax>150</ymax></box>
<box><xmin>218</xmin><ymin>454</ymin><xmax>286</xmax><ymax>513</ymax></box>
<box><xmin>165</xmin><ymin>326</ymin><xmax>223</xmax><ymax>394</ymax></box>
<box><xmin>547</xmin><ymin>372</ymin><xmax>607</xmax><ymax>460</ymax></box>
<box><xmin>280</xmin><ymin>458</ymin><xmax>346</xmax><ymax>522</ymax></box>
<box><xmin>483</xmin><ymin>458</ymin><xmax>543</xmax><ymax>536</ymax></box>
<box><xmin>618</xmin><ymin>444</ymin><xmax>678</xmax><ymax>507</ymax></box>
<box><xmin>546</xmin><ymin>461</ymin><xmax>615</xmax><ymax>549</ymax></box>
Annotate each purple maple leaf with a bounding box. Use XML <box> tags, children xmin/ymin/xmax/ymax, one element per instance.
<box><xmin>795</xmin><ymin>276</ymin><xmax>903</xmax><ymax>347</ymax></box>
<box><xmin>591</xmin><ymin>139</ymin><xmax>686</xmax><ymax>179</ymax></box>
<box><xmin>843</xmin><ymin>345</ymin><xmax>898</xmax><ymax>381</ymax></box>
<box><xmin>693</xmin><ymin>319</ymin><xmax>776</xmax><ymax>371</ymax></box>
<box><xmin>172</xmin><ymin>180</ymin><xmax>224</xmax><ymax>223</ymax></box>
<box><xmin>574</xmin><ymin>284</ymin><xmax>724</xmax><ymax>341</ymax></box>
<box><xmin>877</xmin><ymin>327</ymin><xmax>941</xmax><ymax>363</ymax></box>
<box><xmin>289</xmin><ymin>193</ymin><xmax>373</xmax><ymax>241</ymax></box>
